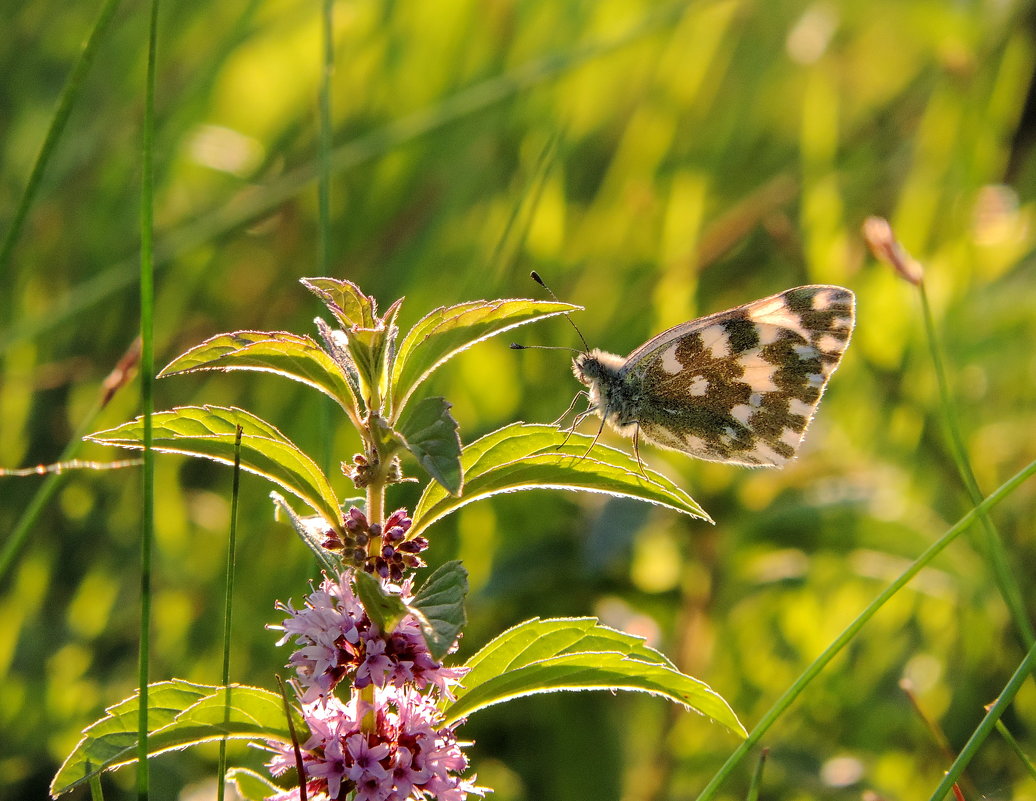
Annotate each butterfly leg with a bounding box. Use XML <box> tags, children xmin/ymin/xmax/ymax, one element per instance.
<box><xmin>573</xmin><ymin>412</ymin><xmax>609</xmax><ymax>462</ymax></box>
<box><xmin>552</xmin><ymin>390</ymin><xmax>590</xmax><ymax>427</ymax></box>
<box><xmin>632</xmin><ymin>425</ymin><xmax>647</xmax><ymax>477</ymax></box>
<box><xmin>557</xmin><ymin>395</ymin><xmax>596</xmax><ymax>451</ymax></box>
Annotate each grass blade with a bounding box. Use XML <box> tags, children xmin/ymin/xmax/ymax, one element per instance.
<box><xmin>0</xmin><ymin>0</ymin><xmax>124</xmax><ymax>275</ymax></box>
<box><xmin>136</xmin><ymin>0</ymin><xmax>161</xmax><ymax>796</ymax></box>
<box><xmin>695</xmin><ymin>457</ymin><xmax>1036</xmax><ymax>801</ymax></box>
<box><xmin>927</xmin><ymin>639</ymin><xmax>1036</xmax><ymax>801</ymax></box>
<box><xmin>217</xmin><ymin>427</ymin><xmax>243</xmax><ymax>801</ymax></box>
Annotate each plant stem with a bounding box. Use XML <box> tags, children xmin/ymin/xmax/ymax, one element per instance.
<box><xmin>0</xmin><ymin>0</ymin><xmax>124</xmax><ymax>276</ymax></box>
<box><xmin>136</xmin><ymin>0</ymin><xmax>160</xmax><ymax>795</ymax></box>
<box><xmin>318</xmin><ymin>0</ymin><xmax>333</xmax><ymax>276</ymax></box>
<box><xmin>217</xmin><ymin>427</ymin><xmax>243</xmax><ymax>801</ymax></box>
<box><xmin>928</xmin><ymin>638</ymin><xmax>1036</xmax><ymax>801</ymax></box>
<box><xmin>695</xmin><ymin>457</ymin><xmax>1036</xmax><ymax>801</ymax></box>
<box><xmin>360</xmin><ymin>440</ymin><xmax>386</xmax><ymax>733</ymax></box>
<box><xmin>918</xmin><ymin>280</ymin><xmax>1035</xmax><ymax>648</ymax></box>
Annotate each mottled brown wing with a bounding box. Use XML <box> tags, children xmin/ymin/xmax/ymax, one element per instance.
<box><xmin>624</xmin><ymin>285</ymin><xmax>855</xmax><ymax>466</ymax></box>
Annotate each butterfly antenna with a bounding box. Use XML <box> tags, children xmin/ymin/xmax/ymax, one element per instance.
<box><xmin>530</xmin><ymin>271</ymin><xmax>592</xmax><ymax>354</ymax></box>
<box><xmin>509</xmin><ymin>343</ymin><xmax>581</xmax><ymax>354</ymax></box>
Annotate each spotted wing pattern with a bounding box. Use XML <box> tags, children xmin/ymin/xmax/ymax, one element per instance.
<box><xmin>623</xmin><ymin>285</ymin><xmax>855</xmax><ymax>466</ymax></box>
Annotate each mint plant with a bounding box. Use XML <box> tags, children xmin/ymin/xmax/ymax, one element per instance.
<box><xmin>50</xmin><ymin>278</ymin><xmax>744</xmax><ymax>800</ymax></box>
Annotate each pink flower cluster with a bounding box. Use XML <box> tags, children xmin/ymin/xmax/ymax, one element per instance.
<box><xmin>266</xmin><ymin>568</ymin><xmax>480</xmax><ymax>800</ymax></box>
<box><xmin>271</xmin><ymin>571</ymin><xmax>467</xmax><ymax>704</ymax></box>
<box><xmin>265</xmin><ymin>687</ymin><xmax>485</xmax><ymax>801</ymax></box>
<box><xmin>322</xmin><ymin>508</ymin><xmax>429</xmax><ymax>582</ymax></box>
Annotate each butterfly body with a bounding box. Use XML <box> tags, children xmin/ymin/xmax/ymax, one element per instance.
<box><xmin>571</xmin><ymin>285</ymin><xmax>855</xmax><ymax>467</ymax></box>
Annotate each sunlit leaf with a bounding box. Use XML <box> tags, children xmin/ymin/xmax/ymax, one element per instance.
<box><xmin>302</xmin><ymin>277</ymin><xmax>379</xmax><ymax>329</ymax></box>
<box><xmin>389</xmin><ymin>299</ymin><xmax>580</xmax><ymax>418</ymax></box>
<box><xmin>460</xmin><ymin>616</ymin><xmax>676</xmax><ymax>675</ymax></box>
<box><xmin>442</xmin><ymin>618</ymin><xmax>745</xmax><ymax>736</ymax></box>
<box><xmin>51</xmin><ymin>681</ymin><xmax>296</xmax><ymax>797</ymax></box>
<box><xmin>87</xmin><ymin>406</ymin><xmax>342</xmax><ymax>527</ymax></box>
<box><xmin>410</xmin><ymin>424</ymin><xmax>710</xmax><ymax>536</ymax></box>
<box><xmin>410</xmin><ymin>560</ymin><xmax>468</xmax><ymax>660</ymax></box>
<box><xmin>354</xmin><ymin>570</ymin><xmax>409</xmax><ymax>634</ymax></box>
<box><xmin>271</xmin><ymin>492</ymin><xmax>342</xmax><ymax>574</ymax></box>
<box><xmin>158</xmin><ymin>330</ymin><xmax>359</xmax><ymax>418</ymax></box>
<box><xmin>226</xmin><ymin>768</ymin><xmax>286</xmax><ymax>801</ymax></box>
<box><xmin>398</xmin><ymin>396</ymin><xmax>463</xmax><ymax>495</ymax></box>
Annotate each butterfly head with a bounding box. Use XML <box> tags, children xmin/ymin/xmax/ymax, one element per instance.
<box><xmin>571</xmin><ymin>348</ymin><xmax>623</xmax><ymax>388</ymax></box>
<box><xmin>571</xmin><ymin>348</ymin><xmax>633</xmax><ymax>427</ymax></box>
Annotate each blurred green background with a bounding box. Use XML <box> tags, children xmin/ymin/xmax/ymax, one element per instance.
<box><xmin>3</xmin><ymin>0</ymin><xmax>1036</xmax><ymax>799</ymax></box>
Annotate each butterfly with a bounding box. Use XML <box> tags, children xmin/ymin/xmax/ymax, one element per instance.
<box><xmin>571</xmin><ymin>285</ymin><xmax>856</xmax><ymax>467</ymax></box>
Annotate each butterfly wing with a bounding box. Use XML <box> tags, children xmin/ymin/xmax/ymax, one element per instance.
<box><xmin>622</xmin><ymin>285</ymin><xmax>855</xmax><ymax>466</ymax></box>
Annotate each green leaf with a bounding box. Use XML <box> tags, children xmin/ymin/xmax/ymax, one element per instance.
<box><xmin>158</xmin><ymin>330</ymin><xmax>360</xmax><ymax>419</ymax></box>
<box><xmin>51</xmin><ymin>681</ymin><xmax>297</xmax><ymax>797</ymax></box>
<box><xmin>353</xmin><ymin>570</ymin><xmax>409</xmax><ymax>634</ymax></box>
<box><xmin>88</xmin><ymin>406</ymin><xmax>342</xmax><ymax>527</ymax></box>
<box><xmin>398</xmin><ymin>396</ymin><xmax>463</xmax><ymax>495</ymax></box>
<box><xmin>410</xmin><ymin>560</ymin><xmax>468</xmax><ymax>660</ymax></box>
<box><xmin>443</xmin><ymin>618</ymin><xmax>745</xmax><ymax>737</ymax></box>
<box><xmin>345</xmin><ymin>297</ymin><xmax>403</xmax><ymax>411</ymax></box>
<box><xmin>389</xmin><ymin>299</ymin><xmax>580</xmax><ymax>419</ymax></box>
<box><xmin>226</xmin><ymin>768</ymin><xmax>286</xmax><ymax>801</ymax></box>
<box><xmin>460</xmin><ymin>616</ymin><xmax>676</xmax><ymax>675</ymax></box>
<box><xmin>302</xmin><ymin>277</ymin><xmax>379</xmax><ymax>329</ymax></box>
<box><xmin>270</xmin><ymin>492</ymin><xmax>342</xmax><ymax>574</ymax></box>
<box><xmin>410</xmin><ymin>423</ymin><xmax>710</xmax><ymax>537</ymax></box>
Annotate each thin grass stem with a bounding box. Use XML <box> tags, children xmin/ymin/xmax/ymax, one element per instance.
<box><xmin>136</xmin><ymin>0</ymin><xmax>161</xmax><ymax>797</ymax></box>
<box><xmin>0</xmin><ymin>0</ymin><xmax>693</xmax><ymax>355</ymax></box>
<box><xmin>0</xmin><ymin>0</ymin><xmax>123</xmax><ymax>276</ymax></box>
<box><xmin>994</xmin><ymin>719</ymin><xmax>1036</xmax><ymax>783</ymax></box>
<box><xmin>927</xmin><ymin>638</ymin><xmax>1036</xmax><ymax>801</ymax></box>
<box><xmin>319</xmin><ymin>0</ymin><xmax>333</xmax><ymax>276</ymax></box>
<box><xmin>217</xmin><ymin>426</ymin><xmax>244</xmax><ymax>801</ymax></box>
<box><xmin>917</xmin><ymin>280</ymin><xmax>1035</xmax><ymax>647</ymax></box>
<box><xmin>695</xmin><ymin>457</ymin><xmax>1036</xmax><ymax>801</ymax></box>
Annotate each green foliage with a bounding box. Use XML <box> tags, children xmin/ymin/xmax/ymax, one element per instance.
<box><xmin>409</xmin><ymin>560</ymin><xmax>470</xmax><ymax>661</ymax></box>
<box><xmin>389</xmin><ymin>298</ymin><xmax>580</xmax><ymax>419</ymax></box>
<box><xmin>3</xmin><ymin>1</ymin><xmax>1036</xmax><ymax>799</ymax></box>
<box><xmin>225</xmin><ymin>768</ymin><xmax>285</xmax><ymax>801</ymax></box>
<box><xmin>411</xmin><ymin>423</ymin><xmax>710</xmax><ymax>536</ymax></box>
<box><xmin>444</xmin><ymin>617</ymin><xmax>745</xmax><ymax>736</ymax></box>
<box><xmin>160</xmin><ymin>330</ymin><xmax>362</xmax><ymax>422</ymax></box>
<box><xmin>397</xmin><ymin>396</ymin><xmax>464</xmax><ymax>495</ymax></box>
<box><xmin>88</xmin><ymin>405</ymin><xmax>343</xmax><ymax>525</ymax></box>
<box><xmin>56</xmin><ymin>269</ymin><xmax>729</xmax><ymax>795</ymax></box>
<box><xmin>50</xmin><ymin>681</ymin><xmax>295</xmax><ymax>797</ymax></box>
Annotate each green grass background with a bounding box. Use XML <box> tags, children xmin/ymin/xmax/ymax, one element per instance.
<box><xmin>2</xmin><ymin>0</ymin><xmax>1036</xmax><ymax>799</ymax></box>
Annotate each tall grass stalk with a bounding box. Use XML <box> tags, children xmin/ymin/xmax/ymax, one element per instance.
<box><xmin>694</xmin><ymin>456</ymin><xmax>1036</xmax><ymax>801</ymax></box>
<box><xmin>0</xmin><ymin>402</ymin><xmax>121</xmax><ymax>582</ymax></box>
<box><xmin>928</xmin><ymin>638</ymin><xmax>1036</xmax><ymax>801</ymax></box>
<box><xmin>136</xmin><ymin>0</ymin><xmax>161</xmax><ymax>797</ymax></box>
<box><xmin>917</xmin><ymin>280</ymin><xmax>1035</xmax><ymax>648</ymax></box>
<box><xmin>319</xmin><ymin>0</ymin><xmax>333</xmax><ymax>276</ymax></box>
<box><xmin>0</xmin><ymin>0</ymin><xmax>123</xmax><ymax>276</ymax></box>
<box><xmin>217</xmin><ymin>427</ymin><xmax>243</xmax><ymax>801</ymax></box>
<box><xmin>0</xmin><ymin>0</ymin><xmax>692</xmax><ymax>355</ymax></box>
<box><xmin>317</xmin><ymin>0</ymin><xmax>335</xmax><ymax>476</ymax></box>
<box><xmin>994</xmin><ymin>720</ymin><xmax>1036</xmax><ymax>782</ymax></box>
